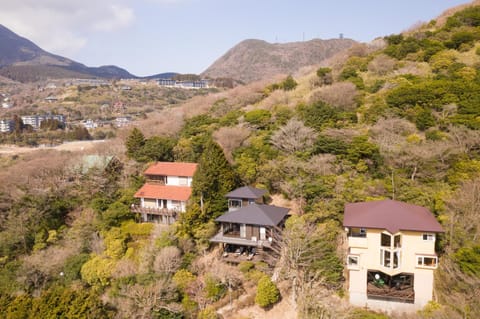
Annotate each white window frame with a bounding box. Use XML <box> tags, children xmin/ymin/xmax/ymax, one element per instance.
<box><xmin>416</xmin><ymin>255</ymin><xmax>438</xmax><ymax>269</ymax></box>
<box><xmin>229</xmin><ymin>199</ymin><xmax>242</xmax><ymax>209</ymax></box>
<box><xmin>347</xmin><ymin>255</ymin><xmax>360</xmax><ymax>269</ymax></box>
<box><xmin>423</xmin><ymin>233</ymin><xmax>435</xmax><ymax>241</ymax></box>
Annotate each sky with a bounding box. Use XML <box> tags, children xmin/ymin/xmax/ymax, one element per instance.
<box><xmin>0</xmin><ymin>0</ymin><xmax>472</xmax><ymax>76</ymax></box>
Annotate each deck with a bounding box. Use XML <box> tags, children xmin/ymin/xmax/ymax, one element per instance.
<box><xmin>210</xmin><ymin>232</ymin><xmax>272</xmax><ymax>248</ymax></box>
<box><xmin>130</xmin><ymin>205</ymin><xmax>178</xmax><ymax>217</ymax></box>
<box><xmin>367</xmin><ymin>282</ymin><xmax>415</xmax><ymax>303</ymax></box>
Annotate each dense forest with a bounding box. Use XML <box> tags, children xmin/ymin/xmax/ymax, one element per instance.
<box><xmin>1</xmin><ymin>3</ymin><xmax>480</xmax><ymax>319</ymax></box>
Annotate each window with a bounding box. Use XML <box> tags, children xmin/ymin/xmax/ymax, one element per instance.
<box><xmin>417</xmin><ymin>255</ymin><xmax>438</xmax><ymax>268</ymax></box>
<box><xmin>423</xmin><ymin>233</ymin><xmax>435</xmax><ymax>241</ymax></box>
<box><xmin>349</xmin><ymin>227</ymin><xmax>366</xmax><ymax>238</ymax></box>
<box><xmin>380</xmin><ymin>249</ymin><xmax>391</xmax><ymax>267</ymax></box>
<box><xmin>229</xmin><ymin>199</ymin><xmax>242</xmax><ymax>209</ymax></box>
<box><xmin>381</xmin><ymin>233</ymin><xmax>391</xmax><ymax>247</ymax></box>
<box><xmin>347</xmin><ymin>255</ymin><xmax>359</xmax><ymax>268</ymax></box>
<box><xmin>380</xmin><ymin>233</ymin><xmax>402</xmax><ymax>269</ymax></box>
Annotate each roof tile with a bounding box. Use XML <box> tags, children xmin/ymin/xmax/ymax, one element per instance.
<box><xmin>134</xmin><ymin>184</ymin><xmax>192</xmax><ymax>201</ymax></box>
<box><xmin>144</xmin><ymin>162</ymin><xmax>197</xmax><ymax>177</ymax></box>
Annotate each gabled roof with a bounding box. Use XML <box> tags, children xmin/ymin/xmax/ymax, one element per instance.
<box><xmin>343</xmin><ymin>199</ymin><xmax>444</xmax><ymax>233</ymax></box>
<box><xmin>216</xmin><ymin>204</ymin><xmax>289</xmax><ymax>226</ymax></box>
<box><xmin>144</xmin><ymin>162</ymin><xmax>197</xmax><ymax>177</ymax></box>
<box><xmin>134</xmin><ymin>184</ymin><xmax>192</xmax><ymax>201</ymax></box>
<box><xmin>225</xmin><ymin>186</ymin><xmax>266</xmax><ymax>199</ymax></box>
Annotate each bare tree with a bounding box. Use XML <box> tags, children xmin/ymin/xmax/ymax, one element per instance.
<box><xmin>368</xmin><ymin>54</ymin><xmax>396</xmax><ymax>75</ymax></box>
<box><xmin>213</xmin><ymin>125</ymin><xmax>251</xmax><ymax>162</ymax></box>
<box><xmin>309</xmin><ymin>82</ymin><xmax>358</xmax><ymax>111</ymax></box>
<box><xmin>153</xmin><ymin>246</ymin><xmax>182</xmax><ymax>275</ymax></box>
<box><xmin>271</xmin><ymin>118</ymin><xmax>317</xmax><ymax>154</ymax></box>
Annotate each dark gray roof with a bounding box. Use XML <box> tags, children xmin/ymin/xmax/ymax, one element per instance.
<box><xmin>343</xmin><ymin>200</ymin><xmax>444</xmax><ymax>233</ymax></box>
<box><xmin>216</xmin><ymin>204</ymin><xmax>289</xmax><ymax>226</ymax></box>
<box><xmin>225</xmin><ymin>186</ymin><xmax>266</xmax><ymax>199</ymax></box>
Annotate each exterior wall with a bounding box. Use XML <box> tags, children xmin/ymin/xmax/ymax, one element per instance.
<box><xmin>346</xmin><ymin>228</ymin><xmax>438</xmax><ymax>312</ymax></box>
<box><xmin>166</xmin><ymin>175</ymin><xmax>193</xmax><ymax>186</ymax></box>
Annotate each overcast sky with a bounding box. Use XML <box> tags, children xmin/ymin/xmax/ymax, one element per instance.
<box><xmin>0</xmin><ymin>0</ymin><xmax>471</xmax><ymax>76</ymax></box>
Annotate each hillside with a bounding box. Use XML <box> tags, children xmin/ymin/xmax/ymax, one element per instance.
<box><xmin>202</xmin><ymin>38</ymin><xmax>357</xmax><ymax>83</ymax></box>
<box><xmin>1</xmin><ymin>2</ymin><xmax>480</xmax><ymax>319</ymax></box>
<box><xmin>0</xmin><ymin>24</ymin><xmax>134</xmax><ymax>81</ymax></box>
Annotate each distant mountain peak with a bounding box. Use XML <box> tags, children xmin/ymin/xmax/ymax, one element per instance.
<box><xmin>202</xmin><ymin>38</ymin><xmax>357</xmax><ymax>83</ymax></box>
<box><xmin>0</xmin><ymin>24</ymin><xmax>134</xmax><ymax>82</ymax></box>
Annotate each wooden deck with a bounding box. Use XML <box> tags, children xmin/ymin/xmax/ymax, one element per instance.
<box><xmin>367</xmin><ymin>282</ymin><xmax>414</xmax><ymax>303</ymax></box>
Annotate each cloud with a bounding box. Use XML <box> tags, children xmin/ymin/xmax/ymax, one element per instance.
<box><xmin>0</xmin><ymin>0</ymin><xmax>135</xmax><ymax>56</ymax></box>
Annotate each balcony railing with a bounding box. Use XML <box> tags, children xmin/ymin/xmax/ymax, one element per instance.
<box><xmin>130</xmin><ymin>204</ymin><xmax>178</xmax><ymax>217</ymax></box>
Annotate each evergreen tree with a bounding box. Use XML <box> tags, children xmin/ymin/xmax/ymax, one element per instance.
<box><xmin>191</xmin><ymin>140</ymin><xmax>238</xmax><ymax>215</ymax></box>
<box><xmin>178</xmin><ymin>140</ymin><xmax>238</xmax><ymax>238</ymax></box>
<box><xmin>125</xmin><ymin>128</ymin><xmax>145</xmax><ymax>159</ymax></box>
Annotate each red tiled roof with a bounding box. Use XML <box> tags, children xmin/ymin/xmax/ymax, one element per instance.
<box><xmin>144</xmin><ymin>162</ymin><xmax>198</xmax><ymax>177</ymax></box>
<box><xmin>134</xmin><ymin>184</ymin><xmax>192</xmax><ymax>201</ymax></box>
<box><xmin>343</xmin><ymin>199</ymin><xmax>444</xmax><ymax>233</ymax></box>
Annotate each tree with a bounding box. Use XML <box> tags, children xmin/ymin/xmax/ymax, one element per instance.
<box><xmin>270</xmin><ymin>118</ymin><xmax>317</xmax><ymax>154</ymax></box>
<box><xmin>191</xmin><ymin>140</ymin><xmax>238</xmax><ymax>216</ymax></box>
<box><xmin>125</xmin><ymin>128</ymin><xmax>145</xmax><ymax>159</ymax></box>
<box><xmin>281</xmin><ymin>75</ymin><xmax>298</xmax><ymax>91</ymax></box>
<box><xmin>138</xmin><ymin>136</ymin><xmax>176</xmax><ymax>163</ymax></box>
<box><xmin>255</xmin><ymin>275</ymin><xmax>280</xmax><ymax>308</ymax></box>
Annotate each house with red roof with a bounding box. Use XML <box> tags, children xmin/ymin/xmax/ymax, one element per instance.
<box><xmin>343</xmin><ymin>199</ymin><xmax>444</xmax><ymax>312</ymax></box>
<box><xmin>132</xmin><ymin>162</ymin><xmax>198</xmax><ymax>223</ymax></box>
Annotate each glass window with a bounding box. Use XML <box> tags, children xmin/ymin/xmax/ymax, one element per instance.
<box><xmin>381</xmin><ymin>233</ymin><xmax>391</xmax><ymax>247</ymax></box>
<box><xmin>417</xmin><ymin>255</ymin><xmax>438</xmax><ymax>268</ymax></box>
<box><xmin>394</xmin><ymin>234</ymin><xmax>401</xmax><ymax>248</ymax></box>
<box><xmin>347</xmin><ymin>255</ymin><xmax>359</xmax><ymax>267</ymax></box>
<box><xmin>229</xmin><ymin>199</ymin><xmax>242</xmax><ymax>209</ymax></box>
<box><xmin>349</xmin><ymin>227</ymin><xmax>366</xmax><ymax>238</ymax></box>
<box><xmin>423</xmin><ymin>233</ymin><xmax>435</xmax><ymax>241</ymax></box>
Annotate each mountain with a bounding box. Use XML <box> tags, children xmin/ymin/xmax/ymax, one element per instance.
<box><xmin>202</xmin><ymin>38</ymin><xmax>357</xmax><ymax>83</ymax></box>
<box><xmin>0</xmin><ymin>24</ymin><xmax>134</xmax><ymax>82</ymax></box>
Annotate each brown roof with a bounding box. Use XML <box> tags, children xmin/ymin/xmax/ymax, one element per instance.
<box><xmin>134</xmin><ymin>184</ymin><xmax>192</xmax><ymax>201</ymax></box>
<box><xmin>343</xmin><ymin>200</ymin><xmax>443</xmax><ymax>233</ymax></box>
<box><xmin>216</xmin><ymin>204</ymin><xmax>289</xmax><ymax>226</ymax></box>
<box><xmin>144</xmin><ymin>162</ymin><xmax>197</xmax><ymax>177</ymax></box>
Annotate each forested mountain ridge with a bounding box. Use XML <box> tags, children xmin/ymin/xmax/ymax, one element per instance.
<box><xmin>1</xmin><ymin>2</ymin><xmax>480</xmax><ymax>319</ymax></box>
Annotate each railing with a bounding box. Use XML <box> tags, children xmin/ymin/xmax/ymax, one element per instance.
<box><xmin>130</xmin><ymin>205</ymin><xmax>178</xmax><ymax>217</ymax></box>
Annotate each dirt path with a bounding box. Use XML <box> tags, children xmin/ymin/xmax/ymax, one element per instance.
<box><xmin>0</xmin><ymin>140</ymin><xmax>106</xmax><ymax>155</ymax></box>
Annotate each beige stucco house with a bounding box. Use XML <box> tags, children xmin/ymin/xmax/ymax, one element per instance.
<box><xmin>343</xmin><ymin>200</ymin><xmax>444</xmax><ymax>312</ymax></box>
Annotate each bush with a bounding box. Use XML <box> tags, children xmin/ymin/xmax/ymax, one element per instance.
<box><xmin>255</xmin><ymin>276</ymin><xmax>280</xmax><ymax>308</ymax></box>
<box><xmin>172</xmin><ymin>269</ymin><xmax>196</xmax><ymax>291</ymax></box>
<box><xmin>238</xmin><ymin>261</ymin><xmax>255</xmax><ymax>273</ymax></box>
<box><xmin>244</xmin><ymin>109</ymin><xmax>271</xmax><ymax>128</ymax></box>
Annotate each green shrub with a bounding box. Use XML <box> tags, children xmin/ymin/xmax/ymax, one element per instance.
<box><xmin>244</xmin><ymin>109</ymin><xmax>272</xmax><ymax>128</ymax></box>
<box><xmin>238</xmin><ymin>261</ymin><xmax>255</xmax><ymax>273</ymax></box>
<box><xmin>454</xmin><ymin>246</ymin><xmax>480</xmax><ymax>277</ymax></box>
<box><xmin>63</xmin><ymin>253</ymin><xmax>90</xmax><ymax>282</ymax></box>
<box><xmin>197</xmin><ymin>306</ymin><xmax>218</xmax><ymax>319</ymax></box>
<box><xmin>205</xmin><ymin>276</ymin><xmax>226</xmax><ymax>302</ymax></box>
<box><xmin>255</xmin><ymin>276</ymin><xmax>280</xmax><ymax>308</ymax></box>
<box><xmin>172</xmin><ymin>269</ymin><xmax>196</xmax><ymax>291</ymax></box>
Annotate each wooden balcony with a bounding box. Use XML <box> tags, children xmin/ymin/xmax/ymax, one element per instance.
<box><xmin>366</xmin><ymin>271</ymin><xmax>414</xmax><ymax>304</ymax></box>
<box><xmin>130</xmin><ymin>204</ymin><xmax>178</xmax><ymax>217</ymax></box>
<box><xmin>210</xmin><ymin>231</ymin><xmax>272</xmax><ymax>248</ymax></box>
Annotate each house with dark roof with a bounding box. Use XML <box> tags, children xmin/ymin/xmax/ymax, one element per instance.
<box><xmin>343</xmin><ymin>199</ymin><xmax>444</xmax><ymax>312</ymax></box>
<box><xmin>210</xmin><ymin>186</ymin><xmax>289</xmax><ymax>265</ymax></box>
<box><xmin>132</xmin><ymin>162</ymin><xmax>198</xmax><ymax>224</ymax></box>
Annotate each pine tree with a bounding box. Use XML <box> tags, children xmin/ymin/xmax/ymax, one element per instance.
<box><xmin>178</xmin><ymin>140</ymin><xmax>238</xmax><ymax>238</ymax></box>
<box><xmin>191</xmin><ymin>140</ymin><xmax>238</xmax><ymax>216</ymax></box>
<box><xmin>125</xmin><ymin>128</ymin><xmax>145</xmax><ymax>159</ymax></box>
